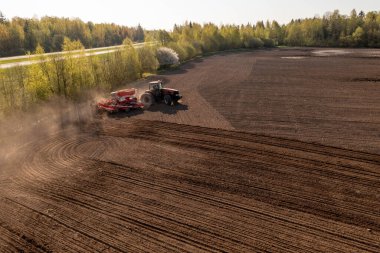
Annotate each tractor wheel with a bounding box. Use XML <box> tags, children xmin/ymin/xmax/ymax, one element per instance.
<box><xmin>141</xmin><ymin>93</ymin><xmax>154</xmax><ymax>108</ymax></box>
<box><xmin>164</xmin><ymin>95</ymin><xmax>172</xmax><ymax>106</ymax></box>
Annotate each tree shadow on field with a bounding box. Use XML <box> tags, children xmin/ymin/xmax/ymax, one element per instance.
<box><xmin>163</xmin><ymin>67</ymin><xmax>188</xmax><ymax>75</ymax></box>
<box><xmin>162</xmin><ymin>59</ymin><xmax>202</xmax><ymax>75</ymax></box>
<box><xmin>182</xmin><ymin>59</ymin><xmax>203</xmax><ymax>69</ymax></box>
<box><xmin>146</xmin><ymin>103</ymin><xmax>188</xmax><ymax>115</ymax></box>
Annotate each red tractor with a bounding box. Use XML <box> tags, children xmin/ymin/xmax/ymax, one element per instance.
<box><xmin>96</xmin><ymin>88</ymin><xmax>144</xmax><ymax>113</ymax></box>
<box><xmin>140</xmin><ymin>80</ymin><xmax>182</xmax><ymax>107</ymax></box>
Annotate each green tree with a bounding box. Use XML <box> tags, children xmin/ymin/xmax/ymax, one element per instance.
<box><xmin>286</xmin><ymin>22</ymin><xmax>305</xmax><ymax>46</ymax></box>
<box><xmin>167</xmin><ymin>42</ymin><xmax>186</xmax><ymax>61</ymax></box>
<box><xmin>102</xmin><ymin>38</ymin><xmax>141</xmax><ymax>89</ymax></box>
<box><xmin>352</xmin><ymin>26</ymin><xmax>365</xmax><ymax>46</ymax></box>
<box><xmin>1</xmin><ymin>66</ymin><xmax>28</xmax><ymax>112</ymax></box>
<box><xmin>133</xmin><ymin>24</ymin><xmax>145</xmax><ymax>42</ymax></box>
<box><xmin>9</xmin><ymin>23</ymin><xmax>25</xmax><ymax>54</ymax></box>
<box><xmin>348</xmin><ymin>9</ymin><xmax>359</xmax><ymax>35</ymax></box>
<box><xmin>364</xmin><ymin>12</ymin><xmax>380</xmax><ymax>47</ymax></box>
<box><xmin>0</xmin><ymin>23</ymin><xmax>10</xmax><ymax>56</ymax></box>
<box><xmin>302</xmin><ymin>18</ymin><xmax>324</xmax><ymax>46</ymax></box>
<box><xmin>122</xmin><ymin>38</ymin><xmax>141</xmax><ymax>81</ymax></box>
<box><xmin>220</xmin><ymin>25</ymin><xmax>241</xmax><ymax>49</ymax></box>
<box><xmin>201</xmin><ymin>23</ymin><xmax>223</xmax><ymax>52</ymax></box>
<box><xmin>62</xmin><ymin>37</ymin><xmax>96</xmax><ymax>99</ymax></box>
<box><xmin>325</xmin><ymin>10</ymin><xmax>345</xmax><ymax>45</ymax></box>
<box><xmin>26</xmin><ymin>46</ymin><xmax>51</xmax><ymax>102</ymax></box>
<box><xmin>240</xmin><ymin>25</ymin><xmax>263</xmax><ymax>48</ymax></box>
<box><xmin>268</xmin><ymin>21</ymin><xmax>284</xmax><ymax>45</ymax></box>
<box><xmin>157</xmin><ymin>30</ymin><xmax>172</xmax><ymax>45</ymax></box>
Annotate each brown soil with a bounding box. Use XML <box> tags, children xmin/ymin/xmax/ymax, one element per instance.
<box><xmin>1</xmin><ymin>48</ymin><xmax>380</xmax><ymax>252</ymax></box>
<box><xmin>197</xmin><ymin>49</ymin><xmax>380</xmax><ymax>153</ymax></box>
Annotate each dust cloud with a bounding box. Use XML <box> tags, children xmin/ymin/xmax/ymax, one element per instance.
<box><xmin>0</xmin><ymin>94</ymin><xmax>99</xmax><ymax>179</ymax></box>
<box><xmin>0</xmin><ymin>81</ymin><xmax>158</xmax><ymax>179</ymax></box>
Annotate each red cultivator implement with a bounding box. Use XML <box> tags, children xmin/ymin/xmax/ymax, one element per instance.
<box><xmin>96</xmin><ymin>88</ymin><xmax>144</xmax><ymax>113</ymax></box>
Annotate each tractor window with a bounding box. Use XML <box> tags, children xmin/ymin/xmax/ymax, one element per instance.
<box><xmin>153</xmin><ymin>83</ymin><xmax>162</xmax><ymax>90</ymax></box>
<box><xmin>150</xmin><ymin>82</ymin><xmax>163</xmax><ymax>91</ymax></box>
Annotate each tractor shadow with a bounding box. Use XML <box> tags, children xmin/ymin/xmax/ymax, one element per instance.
<box><xmin>146</xmin><ymin>103</ymin><xmax>188</xmax><ymax>115</ymax></box>
<box><xmin>106</xmin><ymin>108</ymin><xmax>144</xmax><ymax>119</ymax></box>
<box><xmin>106</xmin><ymin>103</ymin><xmax>188</xmax><ymax>119</ymax></box>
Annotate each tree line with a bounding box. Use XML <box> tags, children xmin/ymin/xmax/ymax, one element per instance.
<box><xmin>1</xmin><ymin>9</ymin><xmax>380</xmax><ymax>58</ymax></box>
<box><xmin>159</xmin><ymin>9</ymin><xmax>380</xmax><ymax>61</ymax></box>
<box><xmin>0</xmin><ymin>12</ymin><xmax>144</xmax><ymax>57</ymax></box>
<box><xmin>285</xmin><ymin>10</ymin><xmax>380</xmax><ymax>47</ymax></box>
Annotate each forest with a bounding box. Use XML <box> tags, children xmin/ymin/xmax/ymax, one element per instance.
<box><xmin>0</xmin><ymin>12</ymin><xmax>145</xmax><ymax>57</ymax></box>
<box><xmin>1</xmin><ymin>9</ymin><xmax>380</xmax><ymax>57</ymax></box>
<box><xmin>0</xmin><ymin>9</ymin><xmax>380</xmax><ymax>116</ymax></box>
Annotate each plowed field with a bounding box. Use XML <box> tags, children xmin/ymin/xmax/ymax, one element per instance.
<box><xmin>1</xmin><ymin>48</ymin><xmax>380</xmax><ymax>252</ymax></box>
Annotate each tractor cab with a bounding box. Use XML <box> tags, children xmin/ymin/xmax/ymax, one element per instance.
<box><xmin>149</xmin><ymin>81</ymin><xmax>164</xmax><ymax>98</ymax></box>
<box><xmin>149</xmin><ymin>80</ymin><xmax>163</xmax><ymax>90</ymax></box>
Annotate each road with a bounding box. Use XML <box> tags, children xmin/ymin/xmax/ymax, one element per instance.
<box><xmin>0</xmin><ymin>42</ymin><xmax>147</xmax><ymax>69</ymax></box>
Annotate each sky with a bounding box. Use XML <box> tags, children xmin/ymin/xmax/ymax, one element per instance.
<box><xmin>2</xmin><ymin>0</ymin><xmax>380</xmax><ymax>30</ymax></box>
